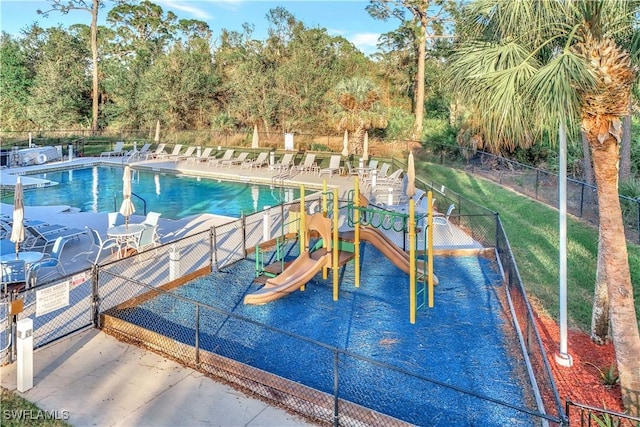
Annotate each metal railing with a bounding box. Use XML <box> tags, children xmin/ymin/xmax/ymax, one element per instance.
<box><xmin>566</xmin><ymin>400</ymin><xmax>640</xmax><ymax>426</ymax></box>
<box><xmin>418</xmin><ymin>142</ymin><xmax>640</xmax><ymax>244</ymax></box>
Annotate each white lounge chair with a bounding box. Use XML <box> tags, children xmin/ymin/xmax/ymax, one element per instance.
<box><xmin>100</xmin><ymin>141</ymin><xmax>125</xmax><ymax>158</ymax></box>
<box><xmin>174</xmin><ymin>146</ymin><xmax>197</xmax><ymax>162</ymax></box>
<box><xmin>222</xmin><ymin>152</ymin><xmax>249</xmax><ymax>168</ymax></box>
<box><xmin>433</xmin><ymin>204</ymin><xmax>456</xmax><ymax>236</ymax></box>
<box><xmin>187</xmin><ymin>147</ymin><xmax>214</xmax><ymax>164</ymax></box>
<box><xmin>271</xmin><ymin>153</ymin><xmax>295</xmax><ymax>172</ymax></box>
<box><xmin>240</xmin><ymin>152</ymin><xmax>269</xmax><ymax>170</ymax></box>
<box><xmin>209</xmin><ymin>149</ymin><xmax>235</xmax><ymax>167</ymax></box>
<box><xmin>318</xmin><ymin>155</ymin><xmax>342</xmax><ymax>177</ymax></box>
<box><xmin>145</xmin><ymin>143</ymin><xmax>166</xmax><ymax>160</ymax></box>
<box><xmin>292</xmin><ymin>153</ymin><xmax>317</xmax><ymax>175</ymax></box>
<box><xmin>157</xmin><ymin>144</ymin><xmax>183</xmax><ymax>161</ymax></box>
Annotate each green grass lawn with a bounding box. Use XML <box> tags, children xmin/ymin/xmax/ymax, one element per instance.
<box><xmin>418</xmin><ymin>161</ymin><xmax>640</xmax><ymax>331</ymax></box>
<box><xmin>1</xmin><ymin>387</ymin><xmax>71</xmax><ymax>427</ymax></box>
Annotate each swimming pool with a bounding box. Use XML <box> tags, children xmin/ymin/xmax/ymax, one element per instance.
<box><xmin>3</xmin><ymin>166</ymin><xmax>303</xmax><ymax>219</ymax></box>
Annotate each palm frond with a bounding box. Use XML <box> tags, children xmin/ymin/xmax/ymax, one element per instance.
<box><xmin>524</xmin><ymin>51</ymin><xmax>594</xmax><ymax>136</ymax></box>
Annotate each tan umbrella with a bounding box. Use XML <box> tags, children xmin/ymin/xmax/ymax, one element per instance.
<box><xmin>363</xmin><ymin>131</ymin><xmax>369</xmax><ymax>162</ymax></box>
<box><xmin>406</xmin><ymin>151</ymin><xmax>416</xmax><ymax>198</ymax></box>
<box><xmin>251</xmin><ymin>124</ymin><xmax>259</xmax><ymax>149</ymax></box>
<box><xmin>341</xmin><ymin>130</ymin><xmax>349</xmax><ymax>157</ymax></box>
<box><xmin>119</xmin><ymin>166</ymin><xmax>135</xmax><ymax>226</ymax></box>
<box><xmin>154</xmin><ymin>120</ymin><xmax>161</xmax><ymax>143</ymax></box>
<box><xmin>10</xmin><ymin>177</ymin><xmax>25</xmax><ymax>255</ymax></box>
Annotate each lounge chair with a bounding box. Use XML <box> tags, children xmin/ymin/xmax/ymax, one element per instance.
<box><xmin>25</xmin><ymin>224</ymin><xmax>87</xmax><ymax>252</ymax></box>
<box><xmin>240</xmin><ymin>152</ymin><xmax>269</xmax><ymax>170</ymax></box>
<box><xmin>209</xmin><ymin>149</ymin><xmax>234</xmax><ymax>167</ymax></box>
<box><xmin>433</xmin><ymin>204</ymin><xmax>456</xmax><ymax>236</ymax></box>
<box><xmin>291</xmin><ymin>153</ymin><xmax>317</xmax><ymax>175</ymax></box>
<box><xmin>124</xmin><ymin>143</ymin><xmax>151</xmax><ymax>162</ymax></box>
<box><xmin>361</xmin><ymin>162</ymin><xmax>392</xmax><ymax>188</ymax></box>
<box><xmin>187</xmin><ymin>147</ymin><xmax>214</xmax><ymax>164</ymax></box>
<box><xmin>100</xmin><ymin>141</ymin><xmax>125</xmax><ymax>158</ymax></box>
<box><xmin>369</xmin><ymin>169</ymin><xmax>404</xmax><ymax>194</ymax></box>
<box><xmin>318</xmin><ymin>155</ymin><xmax>342</xmax><ymax>177</ymax></box>
<box><xmin>222</xmin><ymin>152</ymin><xmax>249</xmax><ymax>168</ymax></box>
<box><xmin>270</xmin><ymin>153</ymin><xmax>294</xmax><ymax>172</ymax></box>
<box><xmin>145</xmin><ymin>143</ymin><xmax>166</xmax><ymax>160</ymax></box>
<box><xmin>157</xmin><ymin>144</ymin><xmax>183</xmax><ymax>161</ymax></box>
<box><xmin>171</xmin><ymin>146</ymin><xmax>195</xmax><ymax>162</ymax></box>
<box><xmin>345</xmin><ymin>161</ymin><xmax>360</xmax><ymax>177</ymax></box>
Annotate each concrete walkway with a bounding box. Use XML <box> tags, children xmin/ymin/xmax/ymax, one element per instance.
<box><xmin>1</xmin><ymin>328</ymin><xmax>313</xmax><ymax>426</ymax></box>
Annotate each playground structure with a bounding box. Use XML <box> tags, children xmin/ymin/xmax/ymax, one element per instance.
<box><xmin>244</xmin><ymin>178</ymin><xmax>439</xmax><ymax>323</ymax></box>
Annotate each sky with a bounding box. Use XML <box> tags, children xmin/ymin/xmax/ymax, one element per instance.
<box><xmin>0</xmin><ymin>0</ymin><xmax>400</xmax><ymax>55</ymax></box>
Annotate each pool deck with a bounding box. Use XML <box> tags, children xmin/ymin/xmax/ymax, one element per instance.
<box><xmin>1</xmin><ymin>155</ymin><xmax>480</xmax><ymax>426</ymax></box>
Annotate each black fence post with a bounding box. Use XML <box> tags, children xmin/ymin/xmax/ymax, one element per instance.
<box><xmin>579</xmin><ymin>183</ymin><xmax>585</xmax><ymax>218</ymax></box>
<box><xmin>91</xmin><ymin>265</ymin><xmax>100</xmax><ymax>328</ymax></box>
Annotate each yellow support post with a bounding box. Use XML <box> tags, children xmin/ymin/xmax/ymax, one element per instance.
<box><xmin>427</xmin><ymin>191</ymin><xmax>434</xmax><ymax>308</ymax></box>
<box><xmin>299</xmin><ymin>184</ymin><xmax>306</xmax><ymax>291</ymax></box>
<box><xmin>322</xmin><ymin>179</ymin><xmax>328</xmax><ymax>217</ymax></box>
<box><xmin>332</xmin><ymin>188</ymin><xmax>339</xmax><ymax>301</ymax></box>
<box><xmin>322</xmin><ymin>181</ymin><xmax>329</xmax><ymax>279</ymax></box>
<box><xmin>409</xmin><ymin>199</ymin><xmax>416</xmax><ymax>324</ymax></box>
<box><xmin>354</xmin><ymin>177</ymin><xmax>360</xmax><ymax>288</ymax></box>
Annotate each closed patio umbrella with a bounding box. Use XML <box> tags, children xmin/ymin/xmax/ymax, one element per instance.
<box><xmin>154</xmin><ymin>120</ymin><xmax>161</xmax><ymax>143</ymax></box>
<box><xmin>252</xmin><ymin>124</ymin><xmax>259</xmax><ymax>149</ymax></box>
<box><xmin>342</xmin><ymin>130</ymin><xmax>349</xmax><ymax>157</ymax></box>
<box><xmin>10</xmin><ymin>177</ymin><xmax>25</xmax><ymax>255</ymax></box>
<box><xmin>406</xmin><ymin>151</ymin><xmax>416</xmax><ymax>198</ymax></box>
<box><xmin>363</xmin><ymin>131</ymin><xmax>369</xmax><ymax>162</ymax></box>
<box><xmin>119</xmin><ymin>166</ymin><xmax>135</xmax><ymax>226</ymax></box>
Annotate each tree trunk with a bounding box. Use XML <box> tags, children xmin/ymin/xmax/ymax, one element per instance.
<box><xmin>413</xmin><ymin>18</ymin><xmax>426</xmax><ymax>140</ymax></box>
<box><xmin>590</xmin><ymin>228</ymin><xmax>609</xmax><ymax>344</ymax></box>
<box><xmin>619</xmin><ymin>107</ymin><xmax>632</xmax><ymax>181</ymax></box>
<box><xmin>590</xmin><ymin>136</ymin><xmax>640</xmax><ymax>416</ymax></box>
<box><xmin>90</xmin><ymin>0</ymin><xmax>100</xmax><ymax>133</ymax></box>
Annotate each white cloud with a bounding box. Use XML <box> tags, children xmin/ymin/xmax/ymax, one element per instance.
<box><xmin>348</xmin><ymin>32</ymin><xmax>381</xmax><ymax>54</ymax></box>
<box><xmin>155</xmin><ymin>1</ymin><xmax>213</xmax><ymax>19</ymax></box>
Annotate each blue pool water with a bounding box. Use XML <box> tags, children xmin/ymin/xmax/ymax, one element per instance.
<box><xmin>114</xmin><ymin>241</ymin><xmax>536</xmax><ymax>425</ymax></box>
<box><xmin>4</xmin><ymin>166</ymin><xmax>301</xmax><ymax>219</ymax></box>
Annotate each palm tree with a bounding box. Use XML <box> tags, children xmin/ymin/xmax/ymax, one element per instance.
<box><xmin>331</xmin><ymin>77</ymin><xmax>388</xmax><ymax>155</ymax></box>
<box><xmin>448</xmin><ymin>0</ymin><xmax>640</xmax><ymax>415</ymax></box>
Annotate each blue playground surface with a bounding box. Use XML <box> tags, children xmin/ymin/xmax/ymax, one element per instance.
<box><xmin>114</xmin><ymin>237</ymin><xmax>539</xmax><ymax>426</ymax></box>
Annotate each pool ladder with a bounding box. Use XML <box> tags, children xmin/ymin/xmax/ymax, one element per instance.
<box><xmin>113</xmin><ymin>191</ymin><xmax>147</xmax><ymax>215</ymax></box>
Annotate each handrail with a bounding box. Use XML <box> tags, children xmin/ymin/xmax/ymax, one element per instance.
<box><xmin>112</xmin><ymin>191</ymin><xmax>147</xmax><ymax>216</ymax></box>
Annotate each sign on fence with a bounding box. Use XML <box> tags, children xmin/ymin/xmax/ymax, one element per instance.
<box><xmin>36</xmin><ymin>282</ymin><xmax>70</xmax><ymax>317</ymax></box>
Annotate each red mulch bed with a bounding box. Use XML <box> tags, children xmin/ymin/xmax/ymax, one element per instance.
<box><xmin>534</xmin><ymin>310</ymin><xmax>625</xmax><ymax>423</ymax></box>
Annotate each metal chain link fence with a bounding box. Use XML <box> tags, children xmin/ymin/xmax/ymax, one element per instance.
<box><xmin>1</xmin><ymin>195</ymin><xmax>565</xmax><ymax>425</ymax></box>
<box><xmin>418</xmin><ymin>143</ymin><xmax>640</xmax><ymax>244</ymax></box>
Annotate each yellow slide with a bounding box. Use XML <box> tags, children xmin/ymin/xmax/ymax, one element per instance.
<box><xmin>358</xmin><ymin>226</ymin><xmax>439</xmax><ymax>285</ymax></box>
<box><xmin>243</xmin><ymin>249</ymin><xmax>331</xmax><ymax>305</ymax></box>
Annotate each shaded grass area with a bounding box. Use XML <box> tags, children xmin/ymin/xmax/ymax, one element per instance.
<box><xmin>419</xmin><ymin>162</ymin><xmax>640</xmax><ymax>332</ymax></box>
<box><xmin>1</xmin><ymin>387</ymin><xmax>71</xmax><ymax>427</ymax></box>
